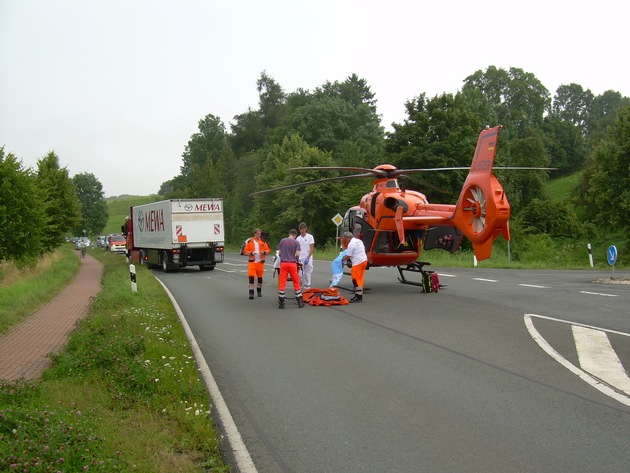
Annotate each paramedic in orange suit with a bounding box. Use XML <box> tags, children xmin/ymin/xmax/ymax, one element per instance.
<box><xmin>277</xmin><ymin>229</ymin><xmax>304</xmax><ymax>309</ymax></box>
<box><xmin>243</xmin><ymin>228</ymin><xmax>271</xmax><ymax>299</ymax></box>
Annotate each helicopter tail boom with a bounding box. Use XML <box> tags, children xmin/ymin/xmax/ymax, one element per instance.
<box><xmin>451</xmin><ymin>126</ymin><xmax>510</xmax><ymax>261</ymax></box>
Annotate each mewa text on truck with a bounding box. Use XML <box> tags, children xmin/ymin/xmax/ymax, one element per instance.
<box><xmin>123</xmin><ymin>198</ymin><xmax>225</xmax><ymax>272</ymax></box>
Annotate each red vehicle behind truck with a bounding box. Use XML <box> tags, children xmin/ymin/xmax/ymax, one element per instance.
<box><xmin>124</xmin><ymin>198</ymin><xmax>225</xmax><ymax>272</ymax></box>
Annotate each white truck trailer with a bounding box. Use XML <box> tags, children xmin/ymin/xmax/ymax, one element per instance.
<box><xmin>124</xmin><ymin>198</ymin><xmax>225</xmax><ymax>272</ymax></box>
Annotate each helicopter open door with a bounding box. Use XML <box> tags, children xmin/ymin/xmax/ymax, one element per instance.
<box><xmin>423</xmin><ymin>226</ymin><xmax>463</xmax><ymax>254</ymax></box>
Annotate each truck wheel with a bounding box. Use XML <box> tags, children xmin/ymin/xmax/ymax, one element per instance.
<box><xmin>162</xmin><ymin>252</ymin><xmax>173</xmax><ymax>273</ymax></box>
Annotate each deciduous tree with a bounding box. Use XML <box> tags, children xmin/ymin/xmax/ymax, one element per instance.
<box><xmin>580</xmin><ymin>105</ymin><xmax>630</xmax><ymax>231</ymax></box>
<box><xmin>0</xmin><ymin>148</ymin><xmax>46</xmax><ymax>264</ymax></box>
<box><xmin>36</xmin><ymin>151</ymin><xmax>81</xmax><ymax>250</ymax></box>
<box><xmin>384</xmin><ymin>92</ymin><xmax>480</xmax><ymax>202</ymax></box>
<box><xmin>72</xmin><ymin>172</ymin><xmax>108</xmax><ymax>237</ymax></box>
<box><xmin>462</xmin><ymin>66</ymin><xmax>550</xmax><ymax>139</ymax></box>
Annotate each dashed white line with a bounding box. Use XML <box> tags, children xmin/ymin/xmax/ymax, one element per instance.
<box><xmin>519</xmin><ymin>284</ymin><xmax>550</xmax><ymax>289</ymax></box>
<box><xmin>473</xmin><ymin>278</ymin><xmax>498</xmax><ymax>282</ymax></box>
<box><xmin>580</xmin><ymin>291</ymin><xmax>619</xmax><ymax>297</ymax></box>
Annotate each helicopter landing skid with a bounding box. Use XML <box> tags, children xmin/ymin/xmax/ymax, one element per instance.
<box><xmin>396</xmin><ymin>262</ymin><xmax>430</xmax><ymax>287</ymax></box>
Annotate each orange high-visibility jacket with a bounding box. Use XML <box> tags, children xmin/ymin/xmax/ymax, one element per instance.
<box><xmin>244</xmin><ymin>238</ymin><xmax>271</xmax><ymax>263</ymax></box>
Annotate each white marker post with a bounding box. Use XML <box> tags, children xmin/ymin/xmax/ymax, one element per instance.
<box><xmin>130</xmin><ymin>264</ymin><xmax>137</xmax><ymax>293</ymax></box>
<box><xmin>587</xmin><ymin>243</ymin><xmax>594</xmax><ymax>268</ymax></box>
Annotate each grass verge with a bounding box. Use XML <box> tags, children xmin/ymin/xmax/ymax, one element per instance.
<box><xmin>311</xmin><ymin>235</ymin><xmax>628</xmax><ymax>271</ymax></box>
<box><xmin>0</xmin><ymin>249</ymin><xmax>228</xmax><ymax>472</ymax></box>
<box><xmin>0</xmin><ymin>245</ymin><xmax>81</xmax><ymax>334</ymax></box>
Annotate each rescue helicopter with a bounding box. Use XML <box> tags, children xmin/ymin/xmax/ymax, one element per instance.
<box><xmin>251</xmin><ymin>126</ymin><xmax>548</xmax><ymax>286</ymax></box>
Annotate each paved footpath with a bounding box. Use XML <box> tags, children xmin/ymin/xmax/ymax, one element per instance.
<box><xmin>0</xmin><ymin>253</ymin><xmax>103</xmax><ymax>382</ymax></box>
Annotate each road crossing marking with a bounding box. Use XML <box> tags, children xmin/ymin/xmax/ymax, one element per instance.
<box><xmin>572</xmin><ymin>326</ymin><xmax>630</xmax><ymax>395</ymax></box>
<box><xmin>524</xmin><ymin>313</ymin><xmax>630</xmax><ymax>337</ymax></box>
<box><xmin>524</xmin><ymin>314</ymin><xmax>630</xmax><ymax>407</ymax></box>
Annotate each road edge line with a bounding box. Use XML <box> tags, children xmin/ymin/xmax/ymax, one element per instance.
<box><xmin>156</xmin><ymin>278</ymin><xmax>258</xmax><ymax>473</ymax></box>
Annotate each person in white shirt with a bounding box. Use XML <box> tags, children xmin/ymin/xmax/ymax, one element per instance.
<box><xmin>341</xmin><ymin>231</ymin><xmax>368</xmax><ymax>303</ymax></box>
<box><xmin>296</xmin><ymin>222</ymin><xmax>315</xmax><ymax>290</ymax></box>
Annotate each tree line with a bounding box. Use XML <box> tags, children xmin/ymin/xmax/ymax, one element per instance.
<box><xmin>3</xmin><ymin>65</ymin><xmax>628</xmax><ymax>266</ymax></box>
<box><xmin>158</xmin><ymin>66</ymin><xmax>630</xmax><ymax>259</ymax></box>
<box><xmin>0</xmin><ymin>148</ymin><xmax>107</xmax><ymax>266</ymax></box>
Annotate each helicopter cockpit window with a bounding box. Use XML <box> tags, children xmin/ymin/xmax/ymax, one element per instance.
<box><xmin>385</xmin><ymin>179</ymin><xmax>398</xmax><ymax>189</ymax></box>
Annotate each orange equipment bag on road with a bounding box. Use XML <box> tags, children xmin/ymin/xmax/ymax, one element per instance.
<box><xmin>302</xmin><ymin>288</ymin><xmax>349</xmax><ymax>306</ymax></box>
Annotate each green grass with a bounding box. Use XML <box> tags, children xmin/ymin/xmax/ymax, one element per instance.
<box><xmin>103</xmin><ymin>195</ymin><xmax>159</xmax><ymax>235</ymax></box>
<box><xmin>313</xmin><ymin>232</ymin><xmax>627</xmax><ymax>271</ymax></box>
<box><xmin>546</xmin><ymin>172</ymin><xmax>583</xmax><ymax>203</ymax></box>
<box><xmin>0</xmin><ymin>245</ymin><xmax>81</xmax><ymax>334</ymax></box>
<box><xmin>0</xmin><ymin>250</ymin><xmax>228</xmax><ymax>472</ymax></box>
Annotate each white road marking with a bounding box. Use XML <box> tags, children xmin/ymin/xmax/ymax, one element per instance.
<box><xmin>519</xmin><ymin>284</ymin><xmax>550</xmax><ymax>289</ymax></box>
<box><xmin>526</xmin><ymin>313</ymin><xmax>630</xmax><ymax>338</ymax></box>
<box><xmin>580</xmin><ymin>291</ymin><xmax>619</xmax><ymax>297</ymax></box>
<box><xmin>215</xmin><ymin>268</ymin><xmax>237</xmax><ymax>273</ymax></box>
<box><xmin>524</xmin><ymin>314</ymin><xmax>630</xmax><ymax>407</ymax></box>
<box><xmin>473</xmin><ymin>278</ymin><xmax>498</xmax><ymax>282</ymax></box>
<box><xmin>437</xmin><ymin>273</ymin><xmax>457</xmax><ymax>278</ymax></box>
<box><xmin>572</xmin><ymin>326</ymin><xmax>630</xmax><ymax>395</ymax></box>
<box><xmin>156</xmin><ymin>279</ymin><xmax>258</xmax><ymax>472</ymax></box>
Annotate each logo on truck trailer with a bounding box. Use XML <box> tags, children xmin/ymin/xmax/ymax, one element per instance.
<box><xmin>182</xmin><ymin>202</ymin><xmax>221</xmax><ymax>212</ymax></box>
<box><xmin>196</xmin><ymin>202</ymin><xmax>221</xmax><ymax>211</ymax></box>
<box><xmin>137</xmin><ymin>209</ymin><xmax>165</xmax><ymax>233</ymax></box>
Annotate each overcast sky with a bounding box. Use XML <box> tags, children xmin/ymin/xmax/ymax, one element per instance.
<box><xmin>1</xmin><ymin>0</ymin><xmax>628</xmax><ymax>197</ymax></box>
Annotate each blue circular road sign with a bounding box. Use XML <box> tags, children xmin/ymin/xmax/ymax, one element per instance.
<box><xmin>607</xmin><ymin>245</ymin><xmax>618</xmax><ymax>265</ymax></box>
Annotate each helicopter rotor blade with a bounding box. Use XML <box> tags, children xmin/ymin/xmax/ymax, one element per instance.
<box><xmin>492</xmin><ymin>166</ymin><xmax>557</xmax><ymax>171</ymax></box>
<box><xmin>394</xmin><ymin>166</ymin><xmax>557</xmax><ymax>176</ymax></box>
<box><xmin>390</xmin><ymin>167</ymin><xmax>469</xmax><ymax>176</ymax></box>
<box><xmin>398</xmin><ymin>175</ymin><xmax>452</xmax><ymax>194</ymax></box>
<box><xmin>250</xmin><ymin>172</ymin><xmax>376</xmax><ymax>196</ymax></box>
<box><xmin>289</xmin><ymin>166</ymin><xmax>388</xmax><ymax>175</ymax></box>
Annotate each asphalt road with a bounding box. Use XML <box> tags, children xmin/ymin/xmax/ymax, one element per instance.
<box><xmin>155</xmin><ymin>254</ymin><xmax>630</xmax><ymax>473</ymax></box>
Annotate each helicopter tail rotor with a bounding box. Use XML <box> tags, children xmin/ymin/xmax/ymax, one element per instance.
<box><xmin>452</xmin><ymin>126</ymin><xmax>510</xmax><ymax>261</ymax></box>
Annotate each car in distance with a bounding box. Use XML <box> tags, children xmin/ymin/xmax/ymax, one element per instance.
<box><xmin>107</xmin><ymin>234</ymin><xmax>127</xmax><ymax>253</ymax></box>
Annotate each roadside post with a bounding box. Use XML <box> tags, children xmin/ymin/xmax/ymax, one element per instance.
<box><xmin>607</xmin><ymin>245</ymin><xmax>618</xmax><ymax>280</ymax></box>
<box><xmin>130</xmin><ymin>263</ymin><xmax>137</xmax><ymax>293</ymax></box>
<box><xmin>332</xmin><ymin>213</ymin><xmax>343</xmax><ymax>253</ymax></box>
<box><xmin>587</xmin><ymin>243</ymin><xmax>594</xmax><ymax>267</ymax></box>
